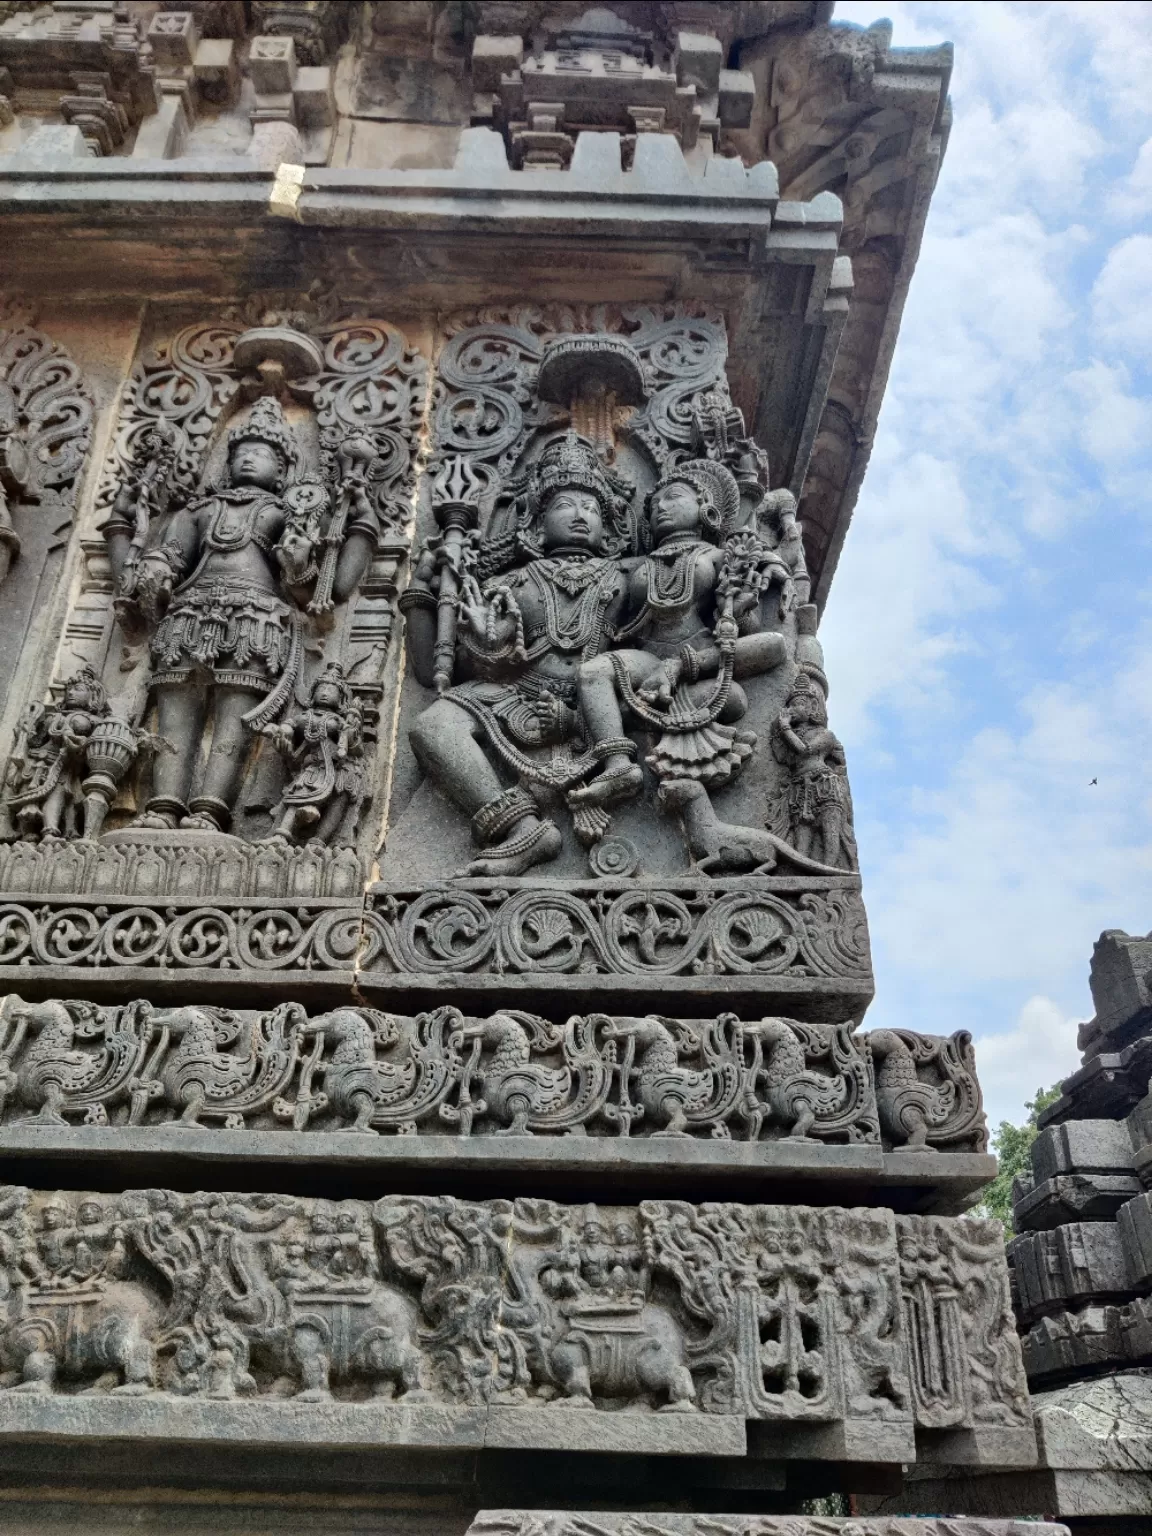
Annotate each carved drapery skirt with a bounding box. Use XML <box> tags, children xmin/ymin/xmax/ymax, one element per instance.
<box><xmin>150</xmin><ymin>580</ymin><xmax>294</xmax><ymax>696</ymax></box>
<box><xmin>449</xmin><ymin>675</ymin><xmax>589</xmax><ymax>789</ymax></box>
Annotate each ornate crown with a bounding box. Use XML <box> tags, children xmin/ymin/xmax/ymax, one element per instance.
<box><xmin>310</xmin><ymin>661</ymin><xmax>351</xmax><ymax>710</ymax></box>
<box><xmin>645</xmin><ymin>457</ymin><xmax>741</xmax><ymax>543</ymax></box>
<box><xmin>531</xmin><ymin>431</ymin><xmax>627</xmax><ymax>512</ymax></box>
<box><xmin>227</xmin><ymin>396</ymin><xmax>297</xmax><ymax>471</ymax></box>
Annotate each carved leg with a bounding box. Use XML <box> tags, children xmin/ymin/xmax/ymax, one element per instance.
<box><xmin>348</xmin><ymin>1091</ymin><xmax>377</xmax><ymax>1134</ymax></box>
<box><xmin>40</xmin><ymin>784</ymin><xmax>69</xmax><ymax>838</ymax></box>
<box><xmin>789</xmin><ymin>1101</ymin><xmax>817</xmax><ymax>1141</ymax></box>
<box><xmin>311</xmin><ymin>792</ymin><xmax>349</xmax><ymax>847</ymax></box>
<box><xmin>410</xmin><ymin>699</ymin><xmax>510</xmax><ymax>815</ymax></box>
<box><xmin>183</xmin><ymin>684</ymin><xmax>266</xmax><ymax>831</ymax></box>
<box><xmin>111</xmin><ymin>1331</ymin><xmax>155</xmax><ymax>1396</ymax></box>
<box><xmin>142</xmin><ymin>684</ymin><xmax>204</xmax><ymax>826</ymax></box>
<box><xmin>658</xmin><ymin>1364</ymin><xmax>698</xmax><ymax>1413</ymax></box>
<box><xmin>654</xmin><ymin>1096</ymin><xmax>691</xmax><ymax>1139</ymax></box>
<box><xmin>34</xmin><ymin>1082</ymin><xmax>67</xmax><ymax>1125</ymax></box>
<box><xmin>549</xmin><ymin>1341</ymin><xmax>594</xmax><ymax>1408</ymax></box>
<box><xmin>294</xmin><ymin>1324</ymin><xmax>333</xmax><ymax>1401</ymax></box>
<box><xmin>177</xmin><ymin>1085</ymin><xmax>206</xmax><ymax>1127</ymax></box>
<box><xmin>570</xmin><ymin>652</ymin><xmax>646</xmax><ymax>808</ymax></box>
<box><xmin>818</xmin><ymin>804</ymin><xmax>847</xmax><ymax>869</ymax></box>
<box><xmin>397</xmin><ymin>1346</ymin><xmax>431</xmax><ymax>1401</ymax></box>
<box><xmin>902</xmin><ymin>1108</ymin><xmax>930</xmax><ymax>1149</ymax></box>
<box><xmin>11</xmin><ymin>1349</ymin><xmax>55</xmax><ymax>1393</ymax></box>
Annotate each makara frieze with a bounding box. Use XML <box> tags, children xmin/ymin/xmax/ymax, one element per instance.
<box><xmin>0</xmin><ymin>295</ymin><xmax>427</xmax><ymax>900</ymax></box>
<box><xmin>0</xmin><ymin>1186</ymin><xmax>1029</xmax><ymax>1460</ymax></box>
<box><xmin>0</xmin><ymin>995</ymin><xmax>986</xmax><ymax>1151</ymax></box>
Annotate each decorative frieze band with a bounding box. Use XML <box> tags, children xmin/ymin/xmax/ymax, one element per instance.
<box><xmin>0</xmin><ymin>995</ymin><xmax>986</xmax><ymax>1153</ymax></box>
<box><xmin>0</xmin><ymin>1187</ymin><xmax>1032</xmax><ymax>1466</ymax></box>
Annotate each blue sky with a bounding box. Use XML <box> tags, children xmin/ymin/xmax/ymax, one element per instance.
<box><xmin>819</xmin><ymin>2</ymin><xmax>1152</xmax><ymax>1130</ymax></box>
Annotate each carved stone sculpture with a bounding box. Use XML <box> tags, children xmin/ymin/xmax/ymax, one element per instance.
<box><xmin>262</xmin><ymin>661</ymin><xmax>367</xmax><ymax>847</ymax></box>
<box><xmin>768</xmin><ymin>671</ymin><xmax>858</xmax><ymax>871</ymax></box>
<box><xmin>0</xmin><ymin>996</ymin><xmax>988</xmax><ymax>1158</ymax></box>
<box><xmin>0</xmin><ymin>307</ymin><xmax>93</xmax><ymax>587</ymax></box>
<box><xmin>1</xmin><ymin>668</ymin><xmax>141</xmax><ymax>841</ymax></box>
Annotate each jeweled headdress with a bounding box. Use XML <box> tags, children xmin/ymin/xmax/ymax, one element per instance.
<box><xmin>479</xmin><ymin>431</ymin><xmax>635</xmax><ymax>575</ymax></box>
<box><xmin>311</xmin><ymin>660</ymin><xmax>351</xmax><ymax>710</ymax></box>
<box><xmin>226</xmin><ymin>397</ymin><xmax>297</xmax><ymax>479</ymax></box>
<box><xmin>644</xmin><ymin>456</ymin><xmax>741</xmax><ymax>545</ymax></box>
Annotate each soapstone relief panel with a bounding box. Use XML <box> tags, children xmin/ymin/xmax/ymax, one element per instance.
<box><xmin>0</xmin><ymin>294</ymin><xmax>427</xmax><ymax>902</ymax></box>
<box><xmin>0</xmin><ymin>1185</ymin><xmax>1022</xmax><ymax>1447</ymax></box>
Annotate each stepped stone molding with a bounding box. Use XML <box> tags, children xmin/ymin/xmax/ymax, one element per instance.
<box><xmin>466</xmin><ymin>1514</ymin><xmax>1068</xmax><ymax>1536</ymax></box>
<box><xmin>0</xmin><ymin>994</ymin><xmax>985</xmax><ymax>1153</ymax></box>
<box><xmin>0</xmin><ymin>1186</ymin><xmax>1031</xmax><ymax>1465</ymax></box>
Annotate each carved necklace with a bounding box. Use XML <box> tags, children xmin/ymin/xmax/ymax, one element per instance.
<box><xmin>526</xmin><ymin>555</ymin><xmax>619</xmax><ymax>659</ymax></box>
<box><xmin>203</xmin><ymin>488</ymin><xmax>278</xmax><ymax>554</ymax></box>
<box><xmin>615</xmin><ymin>540</ymin><xmax>711</xmax><ymax>640</ymax></box>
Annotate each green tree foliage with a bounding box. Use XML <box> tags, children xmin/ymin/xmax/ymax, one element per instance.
<box><xmin>975</xmin><ymin>1083</ymin><xmax>1063</xmax><ymax>1237</ymax></box>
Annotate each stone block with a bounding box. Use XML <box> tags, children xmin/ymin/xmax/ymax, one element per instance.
<box><xmin>1014</xmin><ymin>1171</ymin><xmax>1142</xmax><ymax>1232</ymax></box>
<box><xmin>193</xmin><ymin>37</ymin><xmax>238</xmax><ymax>106</ymax></box>
<box><xmin>719</xmin><ymin>68</ymin><xmax>756</xmax><ymax>128</ymax></box>
<box><xmin>248</xmin><ymin>33</ymin><xmax>297</xmax><ymax>95</ymax></box>
<box><xmin>1031</xmin><ymin>1118</ymin><xmax>1134</xmax><ymax>1184</ymax></box>
<box><xmin>1086</xmin><ymin>929</ymin><xmax>1152</xmax><ymax>1048</ymax></box>
<box><xmin>293</xmin><ymin>63</ymin><xmax>333</xmax><ymax>128</ymax></box>
<box><xmin>1118</xmin><ymin>1191</ymin><xmax>1152</xmax><ymax>1289</ymax></box>
<box><xmin>675</xmin><ymin>31</ymin><xmax>723</xmax><ymax>92</ymax></box>
<box><xmin>10</xmin><ymin>123</ymin><xmax>89</xmax><ymax>161</ymax></box>
<box><xmin>472</xmin><ymin>33</ymin><xmax>523</xmax><ymax>94</ymax></box>
<box><xmin>0</xmin><ymin>1186</ymin><xmax>1029</xmax><ymax>1456</ymax></box>
<box><xmin>1010</xmin><ymin>1224</ymin><xmax>1130</xmax><ymax>1326</ymax></box>
<box><xmin>1023</xmin><ymin>1304</ymin><xmax>1129</xmax><ymax>1383</ymax></box>
<box><xmin>147</xmin><ymin>9</ymin><xmax>199</xmax><ymax>69</ymax></box>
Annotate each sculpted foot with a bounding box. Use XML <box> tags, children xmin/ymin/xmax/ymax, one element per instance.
<box><xmin>567</xmin><ymin>764</ymin><xmax>643</xmax><ymax>810</ymax></box>
<box><xmin>463</xmin><ymin>819</ymin><xmax>562</xmax><ymax>877</ymax></box>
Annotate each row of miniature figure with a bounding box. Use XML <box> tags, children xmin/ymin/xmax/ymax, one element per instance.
<box><xmin>0</xmin><ymin>995</ymin><xmax>985</xmax><ymax>1150</ymax></box>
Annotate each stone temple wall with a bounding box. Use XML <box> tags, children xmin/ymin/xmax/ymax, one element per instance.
<box><xmin>0</xmin><ymin>3</ymin><xmax>1074</xmax><ymax>1533</ymax></box>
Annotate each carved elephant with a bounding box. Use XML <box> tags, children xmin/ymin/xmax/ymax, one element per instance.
<box><xmin>282</xmin><ymin>1282</ymin><xmax>428</xmax><ymax>1402</ymax></box>
<box><xmin>548</xmin><ymin>1301</ymin><xmax>696</xmax><ymax>1411</ymax></box>
<box><xmin>1</xmin><ymin>1277</ymin><xmax>162</xmax><ymax>1395</ymax></box>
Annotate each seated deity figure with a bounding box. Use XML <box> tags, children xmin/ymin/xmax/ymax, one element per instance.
<box><xmin>401</xmin><ymin>433</ymin><xmax>634</xmax><ymax>877</ymax></box>
<box><xmin>572</xmin><ymin>459</ymin><xmax>789</xmax><ymax>804</ymax></box>
<box><xmin>105</xmin><ymin>397</ymin><xmax>370</xmax><ymax>835</ymax></box>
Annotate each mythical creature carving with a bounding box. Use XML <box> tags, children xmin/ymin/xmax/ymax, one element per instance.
<box><xmin>741</xmin><ymin>1017</ymin><xmax>877</xmax><ymax>1143</ymax></box>
<box><xmin>0</xmin><ymin>997</ymin><xmax>979</xmax><ymax>1152</ymax></box>
<box><xmin>870</xmin><ymin>1028</ymin><xmax>987</xmax><ymax>1152</ymax></box>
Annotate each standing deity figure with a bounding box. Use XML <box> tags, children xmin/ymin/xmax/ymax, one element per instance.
<box><xmin>263</xmin><ymin>662</ymin><xmax>366</xmax><ymax>847</ymax></box>
<box><xmin>401</xmin><ymin>433</ymin><xmax>635</xmax><ymax>876</ymax></box>
<box><xmin>574</xmin><ymin>459</ymin><xmax>789</xmax><ymax>799</ymax></box>
<box><xmin>1</xmin><ymin>667</ymin><xmax>138</xmax><ymax>840</ymax></box>
<box><xmin>104</xmin><ymin>397</ymin><xmax>374</xmax><ymax>835</ymax></box>
<box><xmin>768</xmin><ymin>671</ymin><xmax>858</xmax><ymax>871</ymax></box>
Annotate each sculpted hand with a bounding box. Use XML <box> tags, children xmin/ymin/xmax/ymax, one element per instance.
<box><xmin>639</xmin><ymin>658</ymin><xmax>681</xmax><ymax>707</ymax></box>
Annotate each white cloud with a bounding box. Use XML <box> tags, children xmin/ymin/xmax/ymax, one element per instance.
<box><xmin>817</xmin><ymin>1</ymin><xmax>1152</xmax><ymax>1134</ymax></box>
<box><xmin>1092</xmin><ymin>234</ymin><xmax>1152</xmax><ymax>355</ymax></box>
<box><xmin>967</xmin><ymin>995</ymin><xmax>1083</xmax><ymax>1131</ymax></box>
